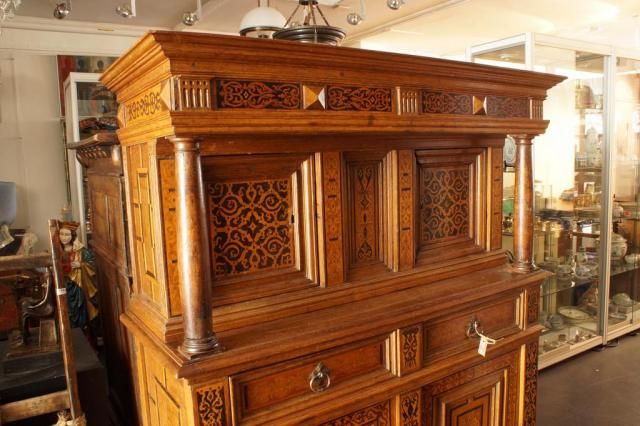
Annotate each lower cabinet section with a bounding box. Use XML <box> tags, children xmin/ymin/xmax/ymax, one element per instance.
<box><xmin>133</xmin><ymin>338</ymin><xmax>539</xmax><ymax>426</ymax></box>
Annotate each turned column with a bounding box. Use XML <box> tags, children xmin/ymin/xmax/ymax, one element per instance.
<box><xmin>171</xmin><ymin>137</ymin><xmax>222</xmax><ymax>356</ymax></box>
<box><xmin>512</xmin><ymin>135</ymin><xmax>535</xmax><ymax>273</ymax></box>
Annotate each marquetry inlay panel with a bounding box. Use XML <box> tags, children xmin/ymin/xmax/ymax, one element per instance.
<box><xmin>215</xmin><ymin>80</ymin><xmax>300</xmax><ymax>109</ymax></box>
<box><xmin>320</xmin><ymin>400</ymin><xmax>391</xmax><ymax>426</ymax></box>
<box><xmin>195</xmin><ymin>382</ymin><xmax>228</xmax><ymax>426</ymax></box>
<box><xmin>398</xmin><ymin>150</ymin><xmax>414</xmax><ymax>270</ymax></box>
<box><xmin>490</xmin><ymin>147</ymin><xmax>503</xmax><ymax>250</ymax></box>
<box><xmin>398</xmin><ymin>325</ymin><xmax>422</xmax><ymax>375</ymax></box>
<box><xmin>347</xmin><ymin>160</ymin><xmax>382</xmax><ymax>266</ymax></box>
<box><xmin>524</xmin><ymin>342</ymin><xmax>538</xmax><ymax>426</ymax></box>
<box><xmin>320</xmin><ymin>152</ymin><xmax>345</xmax><ymax>286</ymax></box>
<box><xmin>327</xmin><ymin>86</ymin><xmax>393</xmax><ymax>112</ymax></box>
<box><xmin>174</xmin><ymin>77</ymin><xmax>212</xmax><ymax>111</ymax></box>
<box><xmin>208</xmin><ymin>178</ymin><xmax>295</xmax><ymax>278</ymax></box>
<box><xmin>420</xmin><ymin>166</ymin><xmax>470</xmax><ymax>243</ymax></box>
<box><xmin>398</xmin><ymin>391</ymin><xmax>421</xmax><ymax>426</ymax></box>
<box><xmin>486</xmin><ymin>95</ymin><xmax>530</xmax><ymax>118</ymax></box>
<box><xmin>124</xmin><ymin>83</ymin><xmax>169</xmax><ymax>124</ymax></box>
<box><xmin>422</xmin><ymin>90</ymin><xmax>473</xmax><ymax>115</ymax></box>
<box><xmin>159</xmin><ymin>159</ymin><xmax>181</xmax><ymax>316</ymax></box>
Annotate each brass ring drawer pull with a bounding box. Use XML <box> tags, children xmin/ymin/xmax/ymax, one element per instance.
<box><xmin>308</xmin><ymin>362</ymin><xmax>331</xmax><ymax>393</ymax></box>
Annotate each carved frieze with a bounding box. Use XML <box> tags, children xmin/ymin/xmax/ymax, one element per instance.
<box><xmin>421</xmin><ymin>89</ymin><xmax>531</xmax><ymax>119</ymax></box>
<box><xmin>195</xmin><ymin>383</ymin><xmax>227</xmax><ymax>426</ymax></box>
<box><xmin>209</xmin><ymin>179</ymin><xmax>294</xmax><ymax>278</ymax></box>
<box><xmin>422</xmin><ymin>90</ymin><xmax>473</xmax><ymax>115</ymax></box>
<box><xmin>327</xmin><ymin>86</ymin><xmax>393</xmax><ymax>112</ymax></box>
<box><xmin>124</xmin><ymin>83</ymin><xmax>169</xmax><ymax>124</ymax></box>
<box><xmin>486</xmin><ymin>95</ymin><xmax>530</xmax><ymax>118</ymax></box>
<box><xmin>320</xmin><ymin>401</ymin><xmax>391</xmax><ymax>426</ymax></box>
<box><xmin>216</xmin><ymin>80</ymin><xmax>300</xmax><ymax>109</ymax></box>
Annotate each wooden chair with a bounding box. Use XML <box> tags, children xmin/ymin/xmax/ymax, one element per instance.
<box><xmin>0</xmin><ymin>220</ymin><xmax>85</xmax><ymax>425</ymax></box>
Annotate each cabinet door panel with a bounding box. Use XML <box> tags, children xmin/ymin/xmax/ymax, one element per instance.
<box><xmin>424</xmin><ymin>350</ymin><xmax>520</xmax><ymax>426</ymax></box>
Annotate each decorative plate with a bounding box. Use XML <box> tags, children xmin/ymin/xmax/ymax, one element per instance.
<box><xmin>504</xmin><ymin>135</ymin><xmax>516</xmax><ymax>167</ymax></box>
<box><xmin>558</xmin><ymin>306</ymin><xmax>590</xmax><ymax>324</ymax></box>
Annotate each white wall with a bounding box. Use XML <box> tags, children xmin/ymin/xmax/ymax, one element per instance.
<box><xmin>0</xmin><ymin>20</ymin><xmax>144</xmax><ymax>251</ymax></box>
<box><xmin>0</xmin><ymin>54</ymin><xmax>67</xmax><ymax>251</ymax></box>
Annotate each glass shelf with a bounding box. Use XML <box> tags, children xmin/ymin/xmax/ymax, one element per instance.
<box><xmin>540</xmin><ymin>275</ymin><xmax>594</xmax><ymax>298</ymax></box>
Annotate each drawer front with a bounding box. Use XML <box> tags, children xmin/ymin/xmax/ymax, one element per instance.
<box><xmin>232</xmin><ymin>335</ymin><xmax>391</xmax><ymax>421</ymax></box>
<box><xmin>424</xmin><ymin>292</ymin><xmax>523</xmax><ymax>362</ymax></box>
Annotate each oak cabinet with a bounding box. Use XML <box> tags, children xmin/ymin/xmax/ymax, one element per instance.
<box><xmin>100</xmin><ymin>31</ymin><xmax>562</xmax><ymax>425</ymax></box>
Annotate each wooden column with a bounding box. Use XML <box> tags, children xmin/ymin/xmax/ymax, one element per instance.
<box><xmin>171</xmin><ymin>137</ymin><xmax>222</xmax><ymax>356</ymax></box>
<box><xmin>512</xmin><ymin>135</ymin><xmax>535</xmax><ymax>273</ymax></box>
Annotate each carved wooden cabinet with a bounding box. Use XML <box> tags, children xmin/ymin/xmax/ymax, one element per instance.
<box><xmin>67</xmin><ymin>134</ymin><xmax>137</xmax><ymax>424</ymax></box>
<box><xmin>100</xmin><ymin>32</ymin><xmax>563</xmax><ymax>426</ymax></box>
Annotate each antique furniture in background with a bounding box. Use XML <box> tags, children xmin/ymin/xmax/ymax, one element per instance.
<box><xmin>67</xmin><ymin>133</ymin><xmax>136</xmax><ymax>424</ymax></box>
<box><xmin>101</xmin><ymin>31</ymin><xmax>563</xmax><ymax>425</ymax></box>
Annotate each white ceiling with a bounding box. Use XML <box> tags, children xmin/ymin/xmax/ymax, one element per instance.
<box><xmin>11</xmin><ymin>0</ymin><xmax>640</xmax><ymax>57</ymax></box>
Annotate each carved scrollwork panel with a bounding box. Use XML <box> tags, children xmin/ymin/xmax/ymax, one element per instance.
<box><xmin>399</xmin><ymin>325</ymin><xmax>422</xmax><ymax>375</ymax></box>
<box><xmin>524</xmin><ymin>342</ymin><xmax>539</xmax><ymax>426</ymax></box>
<box><xmin>209</xmin><ymin>179</ymin><xmax>295</xmax><ymax>278</ymax></box>
<box><xmin>422</xmin><ymin>90</ymin><xmax>472</xmax><ymax>115</ymax></box>
<box><xmin>527</xmin><ymin>287</ymin><xmax>540</xmax><ymax>325</ymax></box>
<box><xmin>195</xmin><ymin>383</ymin><xmax>228</xmax><ymax>426</ymax></box>
<box><xmin>399</xmin><ymin>391</ymin><xmax>421</xmax><ymax>426</ymax></box>
<box><xmin>216</xmin><ymin>80</ymin><xmax>300</xmax><ymax>109</ymax></box>
<box><xmin>486</xmin><ymin>95</ymin><xmax>530</xmax><ymax>118</ymax></box>
<box><xmin>348</xmin><ymin>161</ymin><xmax>380</xmax><ymax>265</ymax></box>
<box><xmin>420</xmin><ymin>166</ymin><xmax>470</xmax><ymax>244</ymax></box>
<box><xmin>327</xmin><ymin>86</ymin><xmax>393</xmax><ymax>112</ymax></box>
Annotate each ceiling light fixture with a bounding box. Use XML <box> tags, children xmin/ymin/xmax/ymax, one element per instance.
<box><xmin>273</xmin><ymin>0</ymin><xmax>346</xmax><ymax>45</ymax></box>
<box><xmin>53</xmin><ymin>0</ymin><xmax>71</xmax><ymax>19</ymax></box>
<box><xmin>387</xmin><ymin>0</ymin><xmax>405</xmax><ymax>10</ymax></box>
<box><xmin>346</xmin><ymin>0</ymin><xmax>366</xmax><ymax>26</ymax></box>
<box><xmin>116</xmin><ymin>0</ymin><xmax>136</xmax><ymax>18</ymax></box>
<box><xmin>182</xmin><ymin>0</ymin><xmax>202</xmax><ymax>26</ymax></box>
<box><xmin>0</xmin><ymin>0</ymin><xmax>20</xmax><ymax>24</ymax></box>
<box><xmin>240</xmin><ymin>0</ymin><xmax>286</xmax><ymax>38</ymax></box>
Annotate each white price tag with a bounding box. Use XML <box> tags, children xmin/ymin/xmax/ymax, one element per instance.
<box><xmin>478</xmin><ymin>336</ymin><xmax>488</xmax><ymax>357</ymax></box>
<box><xmin>56</xmin><ymin>288</ymin><xmax>67</xmax><ymax>296</ymax></box>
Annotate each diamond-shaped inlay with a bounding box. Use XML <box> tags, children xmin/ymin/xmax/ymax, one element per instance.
<box><xmin>472</xmin><ymin>95</ymin><xmax>487</xmax><ymax>115</ymax></box>
<box><xmin>303</xmin><ymin>85</ymin><xmax>326</xmax><ymax>110</ymax></box>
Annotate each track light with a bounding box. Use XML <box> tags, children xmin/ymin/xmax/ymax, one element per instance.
<box><xmin>53</xmin><ymin>1</ymin><xmax>71</xmax><ymax>19</ymax></box>
<box><xmin>116</xmin><ymin>0</ymin><xmax>136</xmax><ymax>18</ymax></box>
<box><xmin>387</xmin><ymin>0</ymin><xmax>405</xmax><ymax>10</ymax></box>
<box><xmin>347</xmin><ymin>0</ymin><xmax>366</xmax><ymax>26</ymax></box>
<box><xmin>182</xmin><ymin>0</ymin><xmax>201</xmax><ymax>26</ymax></box>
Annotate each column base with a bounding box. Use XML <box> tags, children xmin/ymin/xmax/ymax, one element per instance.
<box><xmin>179</xmin><ymin>335</ymin><xmax>224</xmax><ymax>359</ymax></box>
<box><xmin>511</xmin><ymin>261</ymin><xmax>536</xmax><ymax>273</ymax></box>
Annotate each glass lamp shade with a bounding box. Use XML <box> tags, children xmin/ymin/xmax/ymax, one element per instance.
<box><xmin>239</xmin><ymin>4</ymin><xmax>286</xmax><ymax>38</ymax></box>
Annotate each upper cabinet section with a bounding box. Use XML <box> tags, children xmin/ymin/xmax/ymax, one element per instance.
<box><xmin>100</xmin><ymin>31</ymin><xmax>564</xmax><ymax>145</ymax></box>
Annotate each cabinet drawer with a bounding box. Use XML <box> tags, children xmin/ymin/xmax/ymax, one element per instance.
<box><xmin>232</xmin><ymin>335</ymin><xmax>392</xmax><ymax>421</ymax></box>
<box><xmin>424</xmin><ymin>292</ymin><xmax>523</xmax><ymax>363</ymax></box>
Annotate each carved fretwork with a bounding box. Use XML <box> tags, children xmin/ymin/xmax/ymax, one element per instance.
<box><xmin>524</xmin><ymin>342</ymin><xmax>539</xmax><ymax>426</ymax></box>
<box><xmin>208</xmin><ymin>179</ymin><xmax>294</xmax><ymax>277</ymax></box>
<box><xmin>175</xmin><ymin>77</ymin><xmax>212</xmax><ymax>111</ymax></box>
<box><xmin>422</xmin><ymin>90</ymin><xmax>472</xmax><ymax>115</ymax></box>
<box><xmin>420</xmin><ymin>167</ymin><xmax>470</xmax><ymax>243</ymax></box>
<box><xmin>216</xmin><ymin>80</ymin><xmax>301</xmax><ymax>109</ymax></box>
<box><xmin>320</xmin><ymin>401</ymin><xmax>391</xmax><ymax>426</ymax></box>
<box><xmin>486</xmin><ymin>95</ymin><xmax>530</xmax><ymax>118</ymax></box>
<box><xmin>195</xmin><ymin>383</ymin><xmax>227</xmax><ymax>426</ymax></box>
<box><xmin>398</xmin><ymin>391</ymin><xmax>421</xmax><ymax>426</ymax></box>
<box><xmin>348</xmin><ymin>160</ymin><xmax>381</xmax><ymax>266</ymax></box>
<box><xmin>327</xmin><ymin>86</ymin><xmax>393</xmax><ymax>112</ymax></box>
<box><xmin>527</xmin><ymin>286</ymin><xmax>540</xmax><ymax>326</ymax></box>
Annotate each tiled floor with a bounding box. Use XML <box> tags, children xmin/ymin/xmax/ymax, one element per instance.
<box><xmin>538</xmin><ymin>333</ymin><xmax>640</xmax><ymax>426</ymax></box>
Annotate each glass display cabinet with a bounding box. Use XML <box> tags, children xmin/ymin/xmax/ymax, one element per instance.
<box><xmin>468</xmin><ymin>34</ymin><xmax>640</xmax><ymax>368</ymax></box>
<box><xmin>63</xmin><ymin>72</ymin><xmax>118</xmax><ymax>243</ymax></box>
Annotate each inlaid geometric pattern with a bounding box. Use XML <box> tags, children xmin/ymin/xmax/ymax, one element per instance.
<box><xmin>398</xmin><ymin>150</ymin><xmax>415</xmax><ymax>270</ymax></box>
<box><xmin>348</xmin><ymin>161</ymin><xmax>380</xmax><ymax>265</ymax></box>
<box><xmin>303</xmin><ymin>84</ymin><xmax>326</xmax><ymax>110</ymax></box>
<box><xmin>209</xmin><ymin>179</ymin><xmax>294</xmax><ymax>277</ymax></box>
<box><xmin>320</xmin><ymin>400</ymin><xmax>391</xmax><ymax>426</ymax></box>
<box><xmin>422</xmin><ymin>90</ymin><xmax>473</xmax><ymax>115</ymax></box>
<box><xmin>486</xmin><ymin>95</ymin><xmax>530</xmax><ymax>118</ymax></box>
<box><xmin>420</xmin><ymin>166</ymin><xmax>470</xmax><ymax>243</ymax></box>
<box><xmin>216</xmin><ymin>80</ymin><xmax>300</xmax><ymax>109</ymax></box>
<box><xmin>195</xmin><ymin>383</ymin><xmax>227</xmax><ymax>426</ymax></box>
<box><xmin>327</xmin><ymin>86</ymin><xmax>393</xmax><ymax>112</ymax></box>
